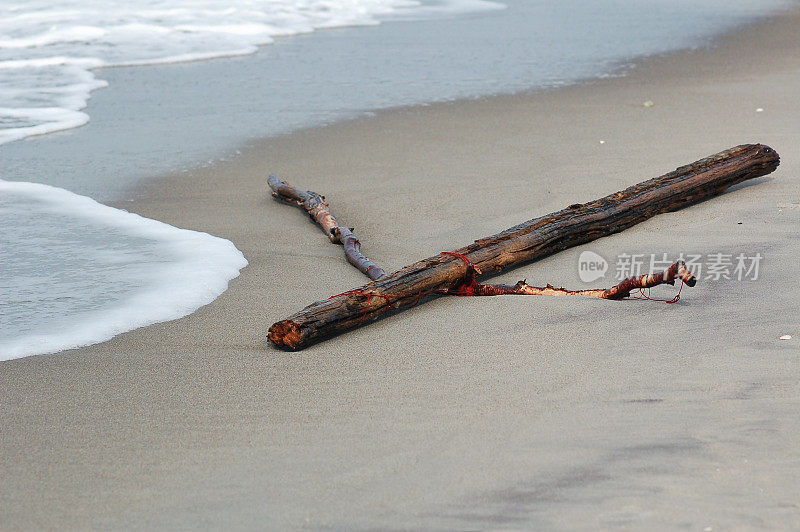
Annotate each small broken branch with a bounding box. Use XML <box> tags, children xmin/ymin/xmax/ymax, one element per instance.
<box><xmin>269</xmin><ymin>144</ymin><xmax>780</xmax><ymax>350</ymax></box>
<box><xmin>442</xmin><ymin>258</ymin><xmax>696</xmax><ymax>299</ymax></box>
<box><xmin>268</xmin><ymin>174</ymin><xmax>386</xmax><ymax>281</ymax></box>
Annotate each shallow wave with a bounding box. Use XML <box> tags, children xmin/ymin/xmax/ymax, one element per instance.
<box><xmin>0</xmin><ymin>0</ymin><xmax>504</xmax><ymax>146</ymax></box>
<box><xmin>0</xmin><ymin>180</ymin><xmax>248</xmax><ymax>360</ymax></box>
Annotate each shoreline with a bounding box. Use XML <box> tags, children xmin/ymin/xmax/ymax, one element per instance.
<box><xmin>3</xmin><ymin>6</ymin><xmax>800</xmax><ymax>529</ymax></box>
<box><xmin>128</xmin><ymin>0</ymin><xmax>799</xmax><ymax>199</ymax></box>
<box><xmin>2</xmin><ymin>1</ymin><xmax>790</xmax><ymax>203</ymax></box>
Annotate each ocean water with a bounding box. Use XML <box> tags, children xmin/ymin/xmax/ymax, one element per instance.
<box><xmin>0</xmin><ymin>0</ymin><xmax>503</xmax><ymax>146</ymax></box>
<box><xmin>0</xmin><ymin>180</ymin><xmax>248</xmax><ymax>360</ymax></box>
<box><xmin>0</xmin><ymin>0</ymin><xmax>795</xmax><ymax>359</ymax></box>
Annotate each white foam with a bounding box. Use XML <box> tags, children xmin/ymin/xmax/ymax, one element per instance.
<box><xmin>384</xmin><ymin>0</ymin><xmax>507</xmax><ymax>19</ymax></box>
<box><xmin>0</xmin><ymin>57</ymin><xmax>106</xmax><ymax>69</ymax></box>
<box><xmin>116</xmin><ymin>48</ymin><xmax>259</xmax><ymax>68</ymax></box>
<box><xmin>0</xmin><ymin>180</ymin><xmax>248</xmax><ymax>360</ymax></box>
<box><xmin>0</xmin><ymin>0</ymin><xmax>505</xmax><ymax>146</ymax></box>
<box><xmin>0</xmin><ymin>26</ymin><xmax>109</xmax><ymax>49</ymax></box>
<box><xmin>0</xmin><ymin>108</ymin><xmax>90</xmax><ymax>144</ymax></box>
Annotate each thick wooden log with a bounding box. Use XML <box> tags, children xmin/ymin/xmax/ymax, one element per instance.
<box><xmin>269</xmin><ymin>144</ymin><xmax>779</xmax><ymax>350</ymax></box>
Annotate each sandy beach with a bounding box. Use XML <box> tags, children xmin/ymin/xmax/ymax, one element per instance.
<box><xmin>3</xmin><ymin>8</ymin><xmax>800</xmax><ymax>530</ymax></box>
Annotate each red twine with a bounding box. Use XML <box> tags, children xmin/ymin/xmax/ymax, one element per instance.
<box><xmin>440</xmin><ymin>251</ymin><xmax>473</xmax><ymax>265</ymax></box>
<box><xmin>630</xmin><ymin>280</ymin><xmax>684</xmax><ymax>304</ymax></box>
<box><xmin>439</xmin><ymin>251</ymin><xmax>480</xmax><ymax>296</ymax></box>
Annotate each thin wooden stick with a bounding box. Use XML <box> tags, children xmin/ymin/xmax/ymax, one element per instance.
<box><xmin>268</xmin><ymin>175</ymin><xmax>386</xmax><ymax>281</ymax></box>
<box><xmin>441</xmin><ymin>257</ymin><xmax>696</xmax><ymax>299</ymax></box>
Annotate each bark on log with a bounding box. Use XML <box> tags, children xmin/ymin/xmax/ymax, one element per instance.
<box><xmin>269</xmin><ymin>144</ymin><xmax>779</xmax><ymax>350</ymax></box>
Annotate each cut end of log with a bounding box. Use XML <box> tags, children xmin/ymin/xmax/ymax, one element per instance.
<box><xmin>268</xmin><ymin>320</ymin><xmax>304</xmax><ymax>350</ymax></box>
<box><xmin>755</xmin><ymin>144</ymin><xmax>779</xmax><ymax>163</ymax></box>
<box><xmin>748</xmin><ymin>143</ymin><xmax>780</xmax><ymax>178</ymax></box>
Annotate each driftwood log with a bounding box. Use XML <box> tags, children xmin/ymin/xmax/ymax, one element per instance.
<box><xmin>269</xmin><ymin>178</ymin><xmax>699</xmax><ymax>301</ymax></box>
<box><xmin>269</xmin><ymin>178</ymin><xmax>697</xmax><ymax>299</ymax></box>
<box><xmin>269</xmin><ymin>144</ymin><xmax>779</xmax><ymax>350</ymax></box>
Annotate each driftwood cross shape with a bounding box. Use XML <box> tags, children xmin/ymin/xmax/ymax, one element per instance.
<box><xmin>267</xmin><ymin>144</ymin><xmax>779</xmax><ymax>350</ymax></box>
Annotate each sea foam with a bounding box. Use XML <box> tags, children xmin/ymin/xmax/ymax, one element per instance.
<box><xmin>0</xmin><ymin>0</ymin><xmax>504</xmax><ymax>146</ymax></box>
<box><xmin>0</xmin><ymin>180</ymin><xmax>248</xmax><ymax>360</ymax></box>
